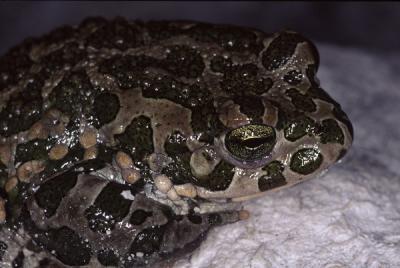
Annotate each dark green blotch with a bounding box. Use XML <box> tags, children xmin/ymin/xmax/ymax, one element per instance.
<box><xmin>162</xmin><ymin>45</ymin><xmax>205</xmax><ymax>78</ymax></box>
<box><xmin>41</xmin><ymin>42</ymin><xmax>86</xmax><ymax>76</ymax></box>
<box><xmin>194</xmin><ymin>161</ymin><xmax>235</xmax><ymax>191</ymax></box>
<box><xmin>284</xmin><ymin>116</ymin><xmax>315</xmax><ymax>142</ymax></box>
<box><xmin>115</xmin><ymin>115</ymin><xmax>153</xmax><ymax>163</ymax></box>
<box><xmin>290</xmin><ymin>148</ymin><xmax>323</xmax><ymax>175</ymax></box>
<box><xmin>129</xmin><ymin>225</ymin><xmax>165</xmax><ymax>257</ymax></box>
<box><xmin>262</xmin><ymin>161</ymin><xmax>284</xmax><ymax>177</ymax></box>
<box><xmin>286</xmin><ymin>88</ymin><xmax>316</xmax><ymax>113</ymax></box>
<box><xmin>97</xmin><ymin>249</ymin><xmax>119</xmax><ymax>267</ymax></box>
<box><xmin>210</xmin><ymin>55</ymin><xmax>232</xmax><ymax>73</ymax></box>
<box><xmin>224</xmin><ymin>63</ymin><xmax>258</xmax><ymax>82</ymax></box>
<box><xmin>252</xmin><ymin>78</ymin><xmax>273</xmax><ymax>95</ymax></box>
<box><xmin>284</xmin><ymin>70</ymin><xmax>303</xmax><ymax>85</ymax></box>
<box><xmin>262</xmin><ymin>32</ymin><xmax>305</xmax><ymax>71</ymax></box>
<box><xmin>162</xmin><ymin>131</ymin><xmax>194</xmax><ymax>185</ymax></box>
<box><xmin>207</xmin><ymin>213</ymin><xmax>222</xmax><ymax>225</ymax></box>
<box><xmin>130</xmin><ymin>209</ymin><xmax>153</xmax><ymax>225</ymax></box>
<box><xmin>259</xmin><ymin>161</ymin><xmax>287</xmax><ymax>192</ymax></box>
<box><xmin>269</xmin><ymin>100</ymin><xmax>304</xmax><ymax>131</ymax></box>
<box><xmin>0</xmin><ymin>241</ymin><xmax>7</xmax><ymax>262</ymax></box>
<box><xmin>141</xmin><ymin>75</ymin><xmax>210</xmax><ymax>108</ymax></box>
<box><xmin>42</xmin><ymin>226</ymin><xmax>91</xmax><ymax>266</ymax></box>
<box><xmin>226</xmin><ymin>63</ymin><xmax>258</xmax><ymax>81</ymax></box>
<box><xmin>23</xmin><ymin>203</ymin><xmax>91</xmax><ymax>267</ymax></box>
<box><xmin>49</xmin><ymin>71</ymin><xmax>97</xmax><ymax>118</ymax></box>
<box><xmin>85</xmin><ymin>182</ymin><xmax>133</xmax><ymax>233</ymax></box>
<box><xmin>34</xmin><ymin>170</ymin><xmax>78</xmax><ymax>217</ymax></box>
<box><xmin>225</xmin><ymin>63</ymin><xmax>258</xmax><ymax>83</ymax></box>
<box><xmin>258</xmin><ymin>175</ymin><xmax>287</xmax><ymax>192</ymax></box>
<box><xmin>99</xmin><ymin>54</ymin><xmax>157</xmax><ymax>90</ymax></box>
<box><xmin>319</xmin><ymin>119</ymin><xmax>344</xmax><ymax>144</ymax></box>
<box><xmin>233</xmin><ymin>95</ymin><xmax>264</xmax><ymax>124</ymax></box>
<box><xmin>190</xmin><ymin>103</ymin><xmax>226</xmax><ymax>138</ymax></box>
<box><xmin>333</xmin><ymin>106</ymin><xmax>354</xmax><ymax>140</ymax></box>
<box><xmin>15</xmin><ymin>139</ymin><xmax>53</xmax><ymax>164</ymax></box>
<box><xmin>0</xmin><ymin>75</ymin><xmax>44</xmax><ymax>137</ymax></box>
<box><xmin>162</xmin><ymin>154</ymin><xmax>192</xmax><ymax>186</ymax></box>
<box><xmin>164</xmin><ymin>131</ymin><xmax>189</xmax><ymax>156</ymax></box>
<box><xmin>93</xmin><ymin>92</ymin><xmax>120</xmax><ymax>128</ymax></box>
<box><xmin>307</xmin><ymin>83</ymin><xmax>353</xmax><ymax>139</ymax></box>
<box><xmin>221</xmin><ymin>64</ymin><xmax>271</xmax><ymax>96</ymax></box>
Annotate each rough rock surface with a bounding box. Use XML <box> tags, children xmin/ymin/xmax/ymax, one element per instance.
<box><xmin>175</xmin><ymin>45</ymin><xmax>400</xmax><ymax>268</ymax></box>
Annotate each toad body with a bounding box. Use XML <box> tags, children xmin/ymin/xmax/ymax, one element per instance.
<box><xmin>0</xmin><ymin>18</ymin><xmax>353</xmax><ymax>267</ymax></box>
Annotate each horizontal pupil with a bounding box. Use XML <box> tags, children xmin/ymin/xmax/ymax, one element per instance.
<box><xmin>241</xmin><ymin>136</ymin><xmax>270</xmax><ymax>148</ymax></box>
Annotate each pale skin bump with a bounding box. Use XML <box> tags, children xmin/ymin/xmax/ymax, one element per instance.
<box><xmin>114</xmin><ymin>151</ymin><xmax>141</xmax><ymax>184</ymax></box>
<box><xmin>122</xmin><ymin>168</ymin><xmax>141</xmax><ymax>184</ymax></box>
<box><xmin>83</xmin><ymin>146</ymin><xmax>98</xmax><ymax>160</ymax></box>
<box><xmin>27</xmin><ymin>108</ymin><xmax>69</xmax><ymax>141</ymax></box>
<box><xmin>79</xmin><ymin>127</ymin><xmax>98</xmax><ymax>149</ymax></box>
<box><xmin>27</xmin><ymin>121</ymin><xmax>49</xmax><ymax>141</ymax></box>
<box><xmin>115</xmin><ymin>151</ymin><xmax>133</xmax><ymax>169</ymax></box>
<box><xmin>167</xmin><ymin>187</ymin><xmax>181</xmax><ymax>201</ymax></box>
<box><xmin>174</xmin><ymin>183</ymin><xmax>197</xmax><ymax>198</ymax></box>
<box><xmin>17</xmin><ymin>160</ymin><xmax>46</xmax><ymax>183</ymax></box>
<box><xmin>154</xmin><ymin>174</ymin><xmax>173</xmax><ymax>193</ymax></box>
<box><xmin>0</xmin><ymin>144</ymin><xmax>11</xmax><ymax>167</ymax></box>
<box><xmin>5</xmin><ymin>176</ymin><xmax>18</xmax><ymax>193</ymax></box>
<box><xmin>48</xmin><ymin>144</ymin><xmax>69</xmax><ymax>160</ymax></box>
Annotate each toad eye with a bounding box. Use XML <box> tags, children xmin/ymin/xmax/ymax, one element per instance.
<box><xmin>225</xmin><ymin>124</ymin><xmax>276</xmax><ymax>161</ymax></box>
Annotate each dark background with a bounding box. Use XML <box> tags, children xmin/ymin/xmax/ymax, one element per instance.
<box><xmin>0</xmin><ymin>2</ymin><xmax>399</xmax><ymax>55</ymax></box>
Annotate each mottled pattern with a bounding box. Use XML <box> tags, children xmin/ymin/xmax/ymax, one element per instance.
<box><xmin>0</xmin><ymin>18</ymin><xmax>352</xmax><ymax>267</ymax></box>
